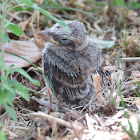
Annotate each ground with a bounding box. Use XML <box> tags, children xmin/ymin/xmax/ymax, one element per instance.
<box><xmin>0</xmin><ymin>0</ymin><xmax>140</xmax><ymax>140</ymax></box>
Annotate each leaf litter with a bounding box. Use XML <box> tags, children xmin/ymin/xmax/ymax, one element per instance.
<box><xmin>1</xmin><ymin>0</ymin><xmax>140</xmax><ymax>140</ymax></box>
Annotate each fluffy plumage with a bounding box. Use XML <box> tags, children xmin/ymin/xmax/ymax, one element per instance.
<box><xmin>38</xmin><ymin>20</ymin><xmax>102</xmax><ymax>104</ymax></box>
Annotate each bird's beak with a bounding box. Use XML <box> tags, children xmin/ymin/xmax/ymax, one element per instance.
<box><xmin>37</xmin><ymin>31</ymin><xmax>59</xmax><ymax>45</ymax></box>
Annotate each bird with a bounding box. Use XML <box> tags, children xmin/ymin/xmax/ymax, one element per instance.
<box><xmin>38</xmin><ymin>20</ymin><xmax>102</xmax><ymax>105</ymax></box>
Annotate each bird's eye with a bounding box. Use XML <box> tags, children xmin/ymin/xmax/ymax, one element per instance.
<box><xmin>53</xmin><ymin>34</ymin><xmax>73</xmax><ymax>46</ymax></box>
<box><xmin>59</xmin><ymin>38</ymin><xmax>72</xmax><ymax>45</ymax></box>
<box><xmin>57</xmin><ymin>26</ymin><xmax>60</xmax><ymax>29</ymax></box>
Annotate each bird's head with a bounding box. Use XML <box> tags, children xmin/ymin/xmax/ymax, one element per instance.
<box><xmin>37</xmin><ymin>20</ymin><xmax>89</xmax><ymax>51</ymax></box>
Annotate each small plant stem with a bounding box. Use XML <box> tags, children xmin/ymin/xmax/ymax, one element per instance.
<box><xmin>1</xmin><ymin>0</ymin><xmax>9</xmax><ymax>56</ymax></box>
<box><xmin>0</xmin><ymin>0</ymin><xmax>9</xmax><ymax>90</ymax></box>
<box><xmin>7</xmin><ymin>3</ymin><xmax>26</xmax><ymax>12</ymax></box>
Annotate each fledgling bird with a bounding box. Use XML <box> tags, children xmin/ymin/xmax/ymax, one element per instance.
<box><xmin>38</xmin><ymin>20</ymin><xmax>102</xmax><ymax>105</ymax></box>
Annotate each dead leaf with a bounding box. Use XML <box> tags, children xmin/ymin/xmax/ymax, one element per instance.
<box><xmin>92</xmin><ymin>73</ymin><xmax>104</xmax><ymax>105</ymax></box>
<box><xmin>1</xmin><ymin>40</ymin><xmax>42</xmax><ymax>68</ymax></box>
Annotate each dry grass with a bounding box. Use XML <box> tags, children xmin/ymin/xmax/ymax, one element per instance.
<box><xmin>1</xmin><ymin>0</ymin><xmax>140</xmax><ymax>140</ymax></box>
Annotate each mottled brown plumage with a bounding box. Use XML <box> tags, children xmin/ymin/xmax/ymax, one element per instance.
<box><xmin>38</xmin><ymin>20</ymin><xmax>102</xmax><ymax>104</ymax></box>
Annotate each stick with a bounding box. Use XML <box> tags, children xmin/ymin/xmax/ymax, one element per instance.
<box><xmin>28</xmin><ymin>112</ymin><xmax>83</xmax><ymax>130</ymax></box>
<box><xmin>120</xmin><ymin>57</ymin><xmax>140</xmax><ymax>62</ymax></box>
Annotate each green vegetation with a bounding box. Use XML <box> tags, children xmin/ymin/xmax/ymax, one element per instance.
<box><xmin>117</xmin><ymin>82</ymin><xmax>140</xmax><ymax>140</ymax></box>
<box><xmin>0</xmin><ymin>0</ymin><xmax>67</xmax><ymax>139</ymax></box>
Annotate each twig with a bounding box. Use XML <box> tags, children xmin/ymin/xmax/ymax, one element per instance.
<box><xmin>93</xmin><ymin>18</ymin><xmax>102</xmax><ymax>35</ymax></box>
<box><xmin>37</xmin><ymin>127</ymin><xmax>42</xmax><ymax>140</ymax></box>
<box><xmin>120</xmin><ymin>57</ymin><xmax>140</xmax><ymax>62</ymax></box>
<box><xmin>9</xmin><ymin>11</ymin><xmax>32</xmax><ymax>22</ymax></box>
<box><xmin>31</xmin><ymin>96</ymin><xmax>57</xmax><ymax>111</ymax></box>
<box><xmin>124</xmin><ymin>78</ymin><xmax>140</xmax><ymax>85</ymax></box>
<box><xmin>28</xmin><ymin>112</ymin><xmax>83</xmax><ymax>130</ymax></box>
<box><xmin>48</xmin><ymin>87</ymin><xmax>53</xmax><ymax>113</ymax></box>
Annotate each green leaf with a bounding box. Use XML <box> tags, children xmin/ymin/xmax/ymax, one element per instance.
<box><xmin>124</xmin><ymin>24</ymin><xmax>126</xmax><ymax>31</ymax></box>
<box><xmin>128</xmin><ymin>119</ymin><xmax>135</xmax><ymax>134</ymax></box>
<box><xmin>0</xmin><ymin>56</ymin><xmax>7</xmax><ymax>69</ymax></box>
<box><xmin>8</xmin><ymin>3</ymin><xmax>27</xmax><ymax>12</ymax></box>
<box><xmin>0</xmin><ymin>30</ymin><xmax>10</xmax><ymax>43</ymax></box>
<box><xmin>32</xmin><ymin>5</ymin><xmax>69</xmax><ymax>30</ymax></box>
<box><xmin>111</xmin><ymin>0</ymin><xmax>125</xmax><ymax>7</ymax></box>
<box><xmin>118</xmin><ymin>122</ymin><xmax>136</xmax><ymax>139</ymax></box>
<box><xmin>0</xmin><ymin>84</ymin><xmax>15</xmax><ymax>106</ymax></box>
<box><xmin>0</xmin><ymin>131</ymin><xmax>7</xmax><ymax>140</ymax></box>
<box><xmin>96</xmin><ymin>1</ymin><xmax>105</xmax><ymax>7</ymax></box>
<box><xmin>4</xmin><ymin>93</ymin><xmax>14</xmax><ymax>106</ymax></box>
<box><xmin>18</xmin><ymin>0</ymin><xmax>68</xmax><ymax>30</ymax></box>
<box><xmin>0</xmin><ymin>89</ymin><xmax>8</xmax><ymax>105</ymax></box>
<box><xmin>18</xmin><ymin>0</ymin><xmax>34</xmax><ymax>7</ymax></box>
<box><xmin>134</xmin><ymin>89</ymin><xmax>140</xmax><ymax>97</ymax></box>
<box><xmin>45</xmin><ymin>5</ymin><xmax>91</xmax><ymax>19</ymax></box>
<box><xmin>4</xmin><ymin>104</ymin><xmax>17</xmax><ymax>122</ymax></box>
<box><xmin>15</xmin><ymin>68</ymin><xmax>40</xmax><ymax>86</ymax></box>
<box><xmin>1</xmin><ymin>76</ymin><xmax>14</xmax><ymax>93</ymax></box>
<box><xmin>5</xmin><ymin>64</ymin><xmax>15</xmax><ymax>78</ymax></box>
<box><xmin>0</xmin><ymin>79</ymin><xmax>29</xmax><ymax>105</ymax></box>
<box><xmin>16</xmin><ymin>83</ymin><xmax>29</xmax><ymax>101</ymax></box>
<box><xmin>137</xmin><ymin>120</ymin><xmax>140</xmax><ymax>138</ymax></box>
<box><xmin>117</xmin><ymin>51</ymin><xmax>120</xmax><ymax>68</ymax></box>
<box><xmin>130</xmin><ymin>2</ymin><xmax>140</xmax><ymax>10</ymax></box>
<box><xmin>136</xmin><ymin>82</ymin><xmax>140</xmax><ymax>88</ymax></box>
<box><xmin>7</xmin><ymin>23</ymin><xmax>24</xmax><ymax>36</ymax></box>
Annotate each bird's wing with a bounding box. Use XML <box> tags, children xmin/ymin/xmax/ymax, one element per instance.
<box><xmin>51</xmin><ymin>67</ymin><xmax>93</xmax><ymax>102</ymax></box>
